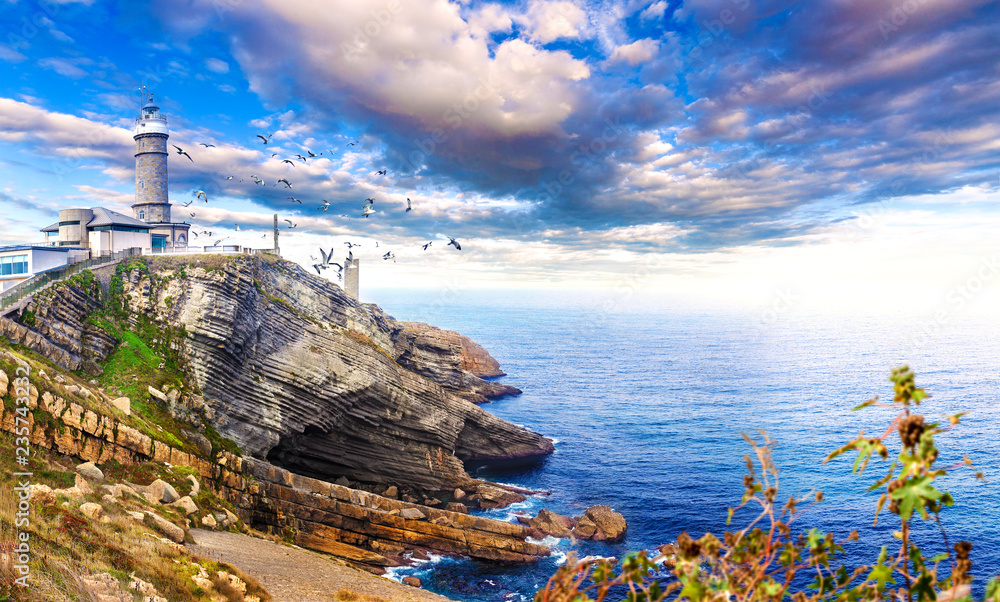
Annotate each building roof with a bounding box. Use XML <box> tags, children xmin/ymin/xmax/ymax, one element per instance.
<box><xmin>88</xmin><ymin>207</ymin><xmax>151</xmax><ymax>229</ymax></box>
<box><xmin>41</xmin><ymin>221</ymin><xmax>60</xmax><ymax>233</ymax></box>
<box><xmin>0</xmin><ymin>245</ymin><xmax>72</xmax><ymax>253</ymax></box>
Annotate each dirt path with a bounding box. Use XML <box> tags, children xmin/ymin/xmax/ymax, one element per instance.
<box><xmin>186</xmin><ymin>529</ymin><xmax>457</xmax><ymax>602</ymax></box>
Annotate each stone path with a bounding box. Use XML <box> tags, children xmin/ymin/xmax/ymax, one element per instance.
<box><xmin>186</xmin><ymin>529</ymin><xmax>456</xmax><ymax>602</ymax></box>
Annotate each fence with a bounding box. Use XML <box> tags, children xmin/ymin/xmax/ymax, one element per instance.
<box><xmin>0</xmin><ymin>247</ymin><xmax>141</xmax><ymax>312</ymax></box>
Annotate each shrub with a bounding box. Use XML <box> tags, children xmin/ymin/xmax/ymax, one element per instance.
<box><xmin>535</xmin><ymin>366</ymin><xmax>999</xmax><ymax>602</ymax></box>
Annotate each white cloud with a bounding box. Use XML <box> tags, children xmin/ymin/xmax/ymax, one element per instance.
<box><xmin>517</xmin><ymin>0</ymin><xmax>589</xmax><ymax>44</ymax></box>
<box><xmin>0</xmin><ymin>45</ymin><xmax>27</xmax><ymax>63</ymax></box>
<box><xmin>639</xmin><ymin>1</ymin><xmax>668</xmax><ymax>20</ymax></box>
<box><xmin>608</xmin><ymin>38</ymin><xmax>659</xmax><ymax>65</ymax></box>
<box><xmin>37</xmin><ymin>57</ymin><xmax>90</xmax><ymax>79</ymax></box>
<box><xmin>467</xmin><ymin>3</ymin><xmax>512</xmax><ymax>37</ymax></box>
<box><xmin>205</xmin><ymin>58</ymin><xmax>230</xmax><ymax>74</ymax></box>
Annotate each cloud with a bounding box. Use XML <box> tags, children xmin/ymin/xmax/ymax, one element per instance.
<box><xmin>204</xmin><ymin>58</ymin><xmax>230</xmax><ymax>73</ymax></box>
<box><xmin>639</xmin><ymin>1</ymin><xmax>668</xmax><ymax>20</ymax></box>
<box><xmin>608</xmin><ymin>39</ymin><xmax>659</xmax><ymax>65</ymax></box>
<box><xmin>517</xmin><ymin>1</ymin><xmax>589</xmax><ymax>44</ymax></box>
<box><xmin>467</xmin><ymin>3</ymin><xmax>512</xmax><ymax>37</ymax></box>
<box><xmin>0</xmin><ymin>45</ymin><xmax>27</xmax><ymax>63</ymax></box>
<box><xmin>37</xmin><ymin>57</ymin><xmax>90</xmax><ymax>79</ymax></box>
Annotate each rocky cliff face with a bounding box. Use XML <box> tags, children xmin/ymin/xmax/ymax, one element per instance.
<box><xmin>112</xmin><ymin>255</ymin><xmax>551</xmax><ymax>496</ymax></box>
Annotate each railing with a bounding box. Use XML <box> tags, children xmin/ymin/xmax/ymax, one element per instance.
<box><xmin>0</xmin><ymin>247</ymin><xmax>142</xmax><ymax>312</ymax></box>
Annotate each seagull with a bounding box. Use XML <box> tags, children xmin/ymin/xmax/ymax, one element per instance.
<box><xmin>192</xmin><ymin>232</ymin><xmax>199</xmax><ymax>239</ymax></box>
<box><xmin>213</xmin><ymin>238</ymin><xmax>228</xmax><ymax>246</ymax></box>
<box><xmin>287</xmin><ymin>196</ymin><xmax>302</xmax><ymax>204</ymax></box>
<box><xmin>347</xmin><ymin>141</ymin><xmax>358</xmax><ymax>146</ymax></box>
<box><xmin>406</xmin><ymin>198</ymin><xmax>412</xmax><ymax>212</ymax></box>
<box><xmin>276</xmin><ymin>178</ymin><xmax>292</xmax><ymax>188</ymax></box>
<box><xmin>189</xmin><ymin>212</ymin><xmax>196</xmax><ymax>218</ymax></box>
<box><xmin>234</xmin><ymin>224</ymin><xmax>241</xmax><ymax>231</ymax></box>
<box><xmin>199</xmin><ymin>143</ymin><xmax>216</xmax><ymax>148</ymax></box>
<box><xmin>312</xmin><ymin>264</ymin><xmax>325</xmax><ymax>275</ymax></box>
<box><xmin>448</xmin><ymin>237</ymin><xmax>461</xmax><ymax>251</ymax></box>
<box><xmin>295</xmin><ymin>154</ymin><xmax>307</xmax><ymax>162</ymax></box>
<box><xmin>172</xmin><ymin>145</ymin><xmax>193</xmax><ymax>161</ymax></box>
<box><xmin>271</xmin><ymin>153</ymin><xmax>279</xmax><ymax>157</ymax></box>
<box><xmin>344</xmin><ymin>242</ymin><xmax>361</xmax><ymax>249</ymax></box>
<box><xmin>362</xmin><ymin>204</ymin><xmax>376</xmax><ymax>218</ymax></box>
<box><xmin>283</xmin><ymin>219</ymin><xmax>297</xmax><ymax>228</ymax></box>
<box><xmin>422</xmin><ymin>242</ymin><xmax>432</xmax><ymax>250</ymax></box>
<box><xmin>182</xmin><ymin>200</ymin><xmax>194</xmax><ymax>207</ymax></box>
<box><xmin>374</xmin><ymin>169</ymin><xmax>386</xmax><ymax>176</ymax></box>
<box><xmin>262</xmin><ymin>233</ymin><xmax>268</xmax><ymax>239</ymax></box>
<box><xmin>257</xmin><ymin>133</ymin><xmax>273</xmax><ymax>144</ymax></box>
<box><xmin>318</xmin><ymin>199</ymin><xmax>330</xmax><ymax>211</ymax></box>
<box><xmin>282</xmin><ymin>159</ymin><xmax>296</xmax><ymax>166</ymax></box>
<box><xmin>307</xmin><ymin>150</ymin><xmax>320</xmax><ymax>157</ymax></box>
<box><xmin>382</xmin><ymin>251</ymin><xmax>395</xmax><ymax>262</ymax></box>
<box><xmin>365</xmin><ymin>197</ymin><xmax>375</xmax><ymax>204</ymax></box>
<box><xmin>195</xmin><ymin>190</ymin><xmax>208</xmax><ymax>202</ymax></box>
<box><xmin>225</xmin><ymin>175</ymin><xmax>234</xmax><ymax>180</ymax></box>
<box><xmin>346</xmin><ymin>249</ymin><xmax>353</xmax><ymax>262</ymax></box>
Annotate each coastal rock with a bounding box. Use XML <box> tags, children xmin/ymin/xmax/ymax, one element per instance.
<box><xmin>144</xmin><ymin>511</ymin><xmax>185</xmax><ymax>543</ymax></box>
<box><xmin>108</xmin><ymin>255</ymin><xmax>552</xmax><ymax>494</ymax></box>
<box><xmin>201</xmin><ymin>514</ymin><xmax>217</xmax><ymax>528</ymax></box>
<box><xmin>110</xmin><ymin>396</ymin><xmax>131</xmax><ymax>416</ymax></box>
<box><xmin>572</xmin><ymin>505</ymin><xmax>627</xmax><ymax>543</ymax></box>
<box><xmin>28</xmin><ymin>484</ymin><xmax>56</xmax><ymax>505</ymax></box>
<box><xmin>146</xmin><ymin>479</ymin><xmax>179</xmax><ymax>504</ymax></box>
<box><xmin>171</xmin><ymin>496</ymin><xmax>199</xmax><ymax>515</ymax></box>
<box><xmin>75</xmin><ymin>461</ymin><xmax>104</xmax><ymax>481</ymax></box>
<box><xmin>476</xmin><ymin>484</ymin><xmax>527</xmax><ymax>509</ymax></box>
<box><xmin>529</xmin><ymin>509</ymin><xmax>575</xmax><ymax>539</ymax></box>
<box><xmin>79</xmin><ymin>502</ymin><xmax>104</xmax><ymax>520</ymax></box>
<box><xmin>402</xmin><ymin>576</ymin><xmax>423</xmax><ymax>588</ymax></box>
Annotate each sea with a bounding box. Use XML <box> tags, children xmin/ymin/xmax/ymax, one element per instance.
<box><xmin>365</xmin><ymin>287</ymin><xmax>1000</xmax><ymax>602</ymax></box>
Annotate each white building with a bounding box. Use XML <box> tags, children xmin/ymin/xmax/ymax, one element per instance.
<box><xmin>0</xmin><ymin>246</ymin><xmax>87</xmax><ymax>292</ymax></box>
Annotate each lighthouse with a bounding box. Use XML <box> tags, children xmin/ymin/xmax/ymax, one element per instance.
<box><xmin>131</xmin><ymin>92</ymin><xmax>190</xmax><ymax>251</ymax></box>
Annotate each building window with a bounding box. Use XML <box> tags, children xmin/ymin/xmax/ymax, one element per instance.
<box><xmin>59</xmin><ymin>220</ymin><xmax>81</xmax><ymax>226</ymax></box>
<box><xmin>178</xmin><ymin>234</ymin><xmax>186</xmax><ymax>243</ymax></box>
<box><xmin>1</xmin><ymin>255</ymin><xmax>28</xmax><ymax>276</ymax></box>
<box><xmin>139</xmin><ymin>210</ymin><xmax>145</xmax><ymax>220</ymax></box>
<box><xmin>142</xmin><ymin>141</ymin><xmax>145</xmax><ymax>148</ymax></box>
<box><xmin>141</xmin><ymin>182</ymin><xmax>145</xmax><ymax>189</ymax></box>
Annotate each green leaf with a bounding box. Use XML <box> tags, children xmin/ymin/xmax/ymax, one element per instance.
<box><xmin>853</xmin><ymin>397</ymin><xmax>879</xmax><ymax>411</ymax></box>
<box><xmin>891</xmin><ymin>475</ymin><xmax>944</xmax><ymax>521</ymax></box>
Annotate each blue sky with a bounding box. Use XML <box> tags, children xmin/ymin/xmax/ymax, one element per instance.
<box><xmin>0</xmin><ymin>0</ymin><xmax>998</xmax><ymax>312</ymax></box>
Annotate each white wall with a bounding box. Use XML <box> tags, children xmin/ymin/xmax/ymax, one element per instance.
<box><xmin>106</xmin><ymin>230</ymin><xmax>150</xmax><ymax>253</ymax></box>
<box><xmin>29</xmin><ymin>248</ymin><xmax>71</xmax><ymax>273</ymax></box>
<box><xmin>89</xmin><ymin>230</ymin><xmax>111</xmax><ymax>254</ymax></box>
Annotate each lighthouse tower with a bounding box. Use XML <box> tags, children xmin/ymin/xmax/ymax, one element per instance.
<box><xmin>131</xmin><ymin>92</ymin><xmax>189</xmax><ymax>251</ymax></box>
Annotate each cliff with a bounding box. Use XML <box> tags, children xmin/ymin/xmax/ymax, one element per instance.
<box><xmin>8</xmin><ymin>254</ymin><xmax>552</xmax><ymax>498</ymax></box>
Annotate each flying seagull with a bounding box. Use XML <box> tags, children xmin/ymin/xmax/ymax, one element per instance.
<box><xmin>307</xmin><ymin>150</ymin><xmax>320</xmax><ymax>157</ymax></box>
<box><xmin>257</xmin><ymin>133</ymin><xmax>273</xmax><ymax>144</ymax></box>
<box><xmin>406</xmin><ymin>198</ymin><xmax>412</xmax><ymax>212</ymax></box>
<box><xmin>225</xmin><ymin>175</ymin><xmax>234</xmax><ymax>180</ymax></box>
<box><xmin>282</xmin><ymin>159</ymin><xmax>296</xmax><ymax>166</ymax></box>
<box><xmin>182</xmin><ymin>200</ymin><xmax>193</xmax><ymax>207</ymax></box>
<box><xmin>199</xmin><ymin>143</ymin><xmax>216</xmax><ymax>148</ymax></box>
<box><xmin>362</xmin><ymin>204</ymin><xmax>376</xmax><ymax>218</ymax></box>
<box><xmin>234</xmin><ymin>224</ymin><xmax>241</xmax><ymax>231</ymax></box>
<box><xmin>382</xmin><ymin>251</ymin><xmax>395</xmax><ymax>262</ymax></box>
<box><xmin>448</xmin><ymin>237</ymin><xmax>462</xmax><ymax>251</ymax></box>
<box><xmin>287</xmin><ymin>196</ymin><xmax>302</xmax><ymax>204</ymax></box>
<box><xmin>276</xmin><ymin>178</ymin><xmax>292</xmax><ymax>188</ymax></box>
<box><xmin>422</xmin><ymin>242</ymin><xmax>432</xmax><ymax>250</ymax></box>
<box><xmin>374</xmin><ymin>169</ymin><xmax>386</xmax><ymax>176</ymax></box>
<box><xmin>271</xmin><ymin>153</ymin><xmax>279</xmax><ymax>157</ymax></box>
<box><xmin>195</xmin><ymin>190</ymin><xmax>208</xmax><ymax>202</ymax></box>
<box><xmin>283</xmin><ymin>219</ymin><xmax>297</xmax><ymax>228</ymax></box>
<box><xmin>261</xmin><ymin>233</ymin><xmax>268</xmax><ymax>239</ymax></box>
<box><xmin>172</xmin><ymin>145</ymin><xmax>193</xmax><ymax>161</ymax></box>
<box><xmin>189</xmin><ymin>212</ymin><xmax>196</xmax><ymax>218</ymax></box>
<box><xmin>344</xmin><ymin>242</ymin><xmax>361</xmax><ymax>249</ymax></box>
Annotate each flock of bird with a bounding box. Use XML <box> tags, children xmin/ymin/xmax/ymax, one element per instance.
<box><xmin>176</xmin><ymin>133</ymin><xmax>464</xmax><ymax>280</ymax></box>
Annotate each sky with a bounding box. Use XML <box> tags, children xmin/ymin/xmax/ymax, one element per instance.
<box><xmin>0</xmin><ymin>0</ymin><xmax>998</xmax><ymax>315</ymax></box>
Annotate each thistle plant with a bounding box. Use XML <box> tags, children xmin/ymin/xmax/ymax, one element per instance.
<box><xmin>535</xmin><ymin>366</ymin><xmax>998</xmax><ymax>602</ymax></box>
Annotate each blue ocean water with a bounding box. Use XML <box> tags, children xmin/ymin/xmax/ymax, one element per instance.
<box><xmin>367</xmin><ymin>288</ymin><xmax>1000</xmax><ymax>602</ymax></box>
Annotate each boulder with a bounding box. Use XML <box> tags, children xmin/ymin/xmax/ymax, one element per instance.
<box><xmin>334</xmin><ymin>476</ymin><xmax>350</xmax><ymax>487</ymax></box>
<box><xmin>147</xmin><ymin>386</ymin><xmax>168</xmax><ymax>402</ymax></box>
<box><xmin>79</xmin><ymin>502</ymin><xmax>104</xmax><ymax>520</ymax></box>
<box><xmin>445</xmin><ymin>502</ymin><xmax>468</xmax><ymax>514</ymax></box>
<box><xmin>144</xmin><ymin>512</ymin><xmax>185</xmax><ymax>543</ymax></box>
<box><xmin>127</xmin><ymin>511</ymin><xmax>145</xmax><ymax>521</ymax></box>
<box><xmin>572</xmin><ymin>505</ymin><xmax>627</xmax><ymax>543</ymax></box>
<box><xmin>28</xmin><ymin>484</ymin><xmax>56</xmax><ymax>505</ymax></box>
<box><xmin>75</xmin><ymin>461</ymin><xmax>104</xmax><ymax>481</ymax></box>
<box><xmin>75</xmin><ymin>474</ymin><xmax>94</xmax><ymax>495</ymax></box>
<box><xmin>0</xmin><ymin>369</ymin><xmax>7</xmax><ymax>397</ymax></box>
<box><xmin>382</xmin><ymin>485</ymin><xmax>398</xmax><ymax>499</ymax></box>
<box><xmin>399</xmin><ymin>508</ymin><xmax>426</xmax><ymax>520</ymax></box>
<box><xmin>423</xmin><ymin>497</ymin><xmax>442</xmax><ymax>507</ymax></box>
<box><xmin>187</xmin><ymin>474</ymin><xmax>200</xmax><ymax>495</ymax></box>
<box><xmin>146</xmin><ymin>479</ymin><xmax>180</xmax><ymax>504</ymax></box>
<box><xmin>201</xmin><ymin>514</ymin><xmax>217</xmax><ymax>528</ymax></box>
<box><xmin>453</xmin><ymin>488</ymin><xmax>466</xmax><ymax>500</ymax></box>
<box><xmin>171</xmin><ymin>496</ymin><xmax>199</xmax><ymax>515</ymax></box>
<box><xmin>529</xmin><ymin>509</ymin><xmax>575</xmax><ymax>539</ymax></box>
<box><xmin>476</xmin><ymin>485</ymin><xmax>526</xmax><ymax>509</ymax></box>
<box><xmin>402</xmin><ymin>576</ymin><xmax>423</xmax><ymax>588</ymax></box>
<box><xmin>110</xmin><ymin>396</ymin><xmax>131</xmax><ymax>416</ymax></box>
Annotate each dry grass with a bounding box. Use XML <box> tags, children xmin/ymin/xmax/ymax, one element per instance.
<box><xmin>333</xmin><ymin>589</ymin><xmax>389</xmax><ymax>602</ymax></box>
